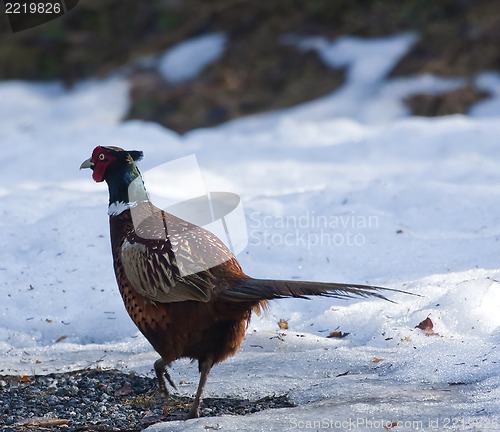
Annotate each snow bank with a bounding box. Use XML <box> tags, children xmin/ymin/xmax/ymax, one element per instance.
<box><xmin>158</xmin><ymin>32</ymin><xmax>227</xmax><ymax>84</ymax></box>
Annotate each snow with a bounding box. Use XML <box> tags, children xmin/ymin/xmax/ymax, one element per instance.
<box><xmin>286</xmin><ymin>33</ymin><xmax>418</xmax><ymax>83</ymax></box>
<box><xmin>1</xmin><ymin>32</ymin><xmax>500</xmax><ymax>430</ymax></box>
<box><xmin>158</xmin><ymin>32</ymin><xmax>227</xmax><ymax>84</ymax></box>
<box><xmin>470</xmin><ymin>71</ymin><xmax>500</xmax><ymax>118</ymax></box>
<box><xmin>227</xmin><ymin>33</ymin><xmax>464</xmax><ymax>131</ymax></box>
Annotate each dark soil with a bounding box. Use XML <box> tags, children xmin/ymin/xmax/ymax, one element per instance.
<box><xmin>1</xmin><ymin>1</ymin><xmax>499</xmax><ymax>132</ymax></box>
<box><xmin>404</xmin><ymin>85</ymin><xmax>490</xmax><ymax>117</ymax></box>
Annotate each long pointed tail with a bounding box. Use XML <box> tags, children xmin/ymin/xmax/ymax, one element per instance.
<box><xmin>222</xmin><ymin>278</ymin><xmax>412</xmax><ymax>303</ymax></box>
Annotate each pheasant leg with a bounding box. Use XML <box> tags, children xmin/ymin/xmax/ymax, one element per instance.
<box><xmin>187</xmin><ymin>359</ymin><xmax>212</xmax><ymax>419</ymax></box>
<box><xmin>154</xmin><ymin>358</ymin><xmax>177</xmax><ymax>395</ymax></box>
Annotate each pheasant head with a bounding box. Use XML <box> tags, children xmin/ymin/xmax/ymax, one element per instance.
<box><xmin>80</xmin><ymin>146</ymin><xmax>146</xmax><ymax>206</ymax></box>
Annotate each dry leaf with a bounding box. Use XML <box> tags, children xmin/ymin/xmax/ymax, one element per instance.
<box><xmin>35</xmin><ymin>360</ymin><xmax>42</xmax><ymax>364</ymax></box>
<box><xmin>204</xmin><ymin>424</ymin><xmax>222</xmax><ymax>430</ymax></box>
<box><xmin>55</xmin><ymin>335</ymin><xmax>68</xmax><ymax>343</ymax></box>
<box><xmin>384</xmin><ymin>421</ymin><xmax>399</xmax><ymax>430</ymax></box>
<box><xmin>278</xmin><ymin>319</ymin><xmax>289</xmax><ymax>330</ymax></box>
<box><xmin>114</xmin><ymin>383</ymin><xmax>133</xmax><ymax>396</ymax></box>
<box><xmin>371</xmin><ymin>357</ymin><xmax>384</xmax><ymax>363</ymax></box>
<box><xmin>416</xmin><ymin>317</ymin><xmax>433</xmax><ymax>330</ymax></box>
<box><xmin>20</xmin><ymin>375</ymin><xmax>32</xmax><ymax>383</ymax></box>
<box><xmin>327</xmin><ymin>331</ymin><xmax>349</xmax><ymax>339</ymax></box>
<box><xmin>15</xmin><ymin>417</ymin><xmax>69</xmax><ymax>427</ymax></box>
<box><xmin>416</xmin><ymin>317</ymin><xmax>437</xmax><ymax>336</ymax></box>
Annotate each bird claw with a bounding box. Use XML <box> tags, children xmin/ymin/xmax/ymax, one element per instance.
<box><xmin>163</xmin><ymin>368</ymin><xmax>178</xmax><ymax>392</ymax></box>
<box><xmin>154</xmin><ymin>358</ymin><xmax>177</xmax><ymax>396</ymax></box>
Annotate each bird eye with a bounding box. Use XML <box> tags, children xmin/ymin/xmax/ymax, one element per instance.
<box><xmin>98</xmin><ymin>153</ymin><xmax>106</xmax><ymax>161</ymax></box>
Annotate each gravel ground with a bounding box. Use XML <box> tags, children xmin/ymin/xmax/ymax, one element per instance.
<box><xmin>0</xmin><ymin>369</ymin><xmax>294</xmax><ymax>431</ymax></box>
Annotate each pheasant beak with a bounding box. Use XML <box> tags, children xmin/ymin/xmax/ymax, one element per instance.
<box><xmin>80</xmin><ymin>158</ymin><xmax>94</xmax><ymax>170</ymax></box>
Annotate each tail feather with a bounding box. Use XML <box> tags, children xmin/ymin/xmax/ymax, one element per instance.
<box><xmin>222</xmin><ymin>278</ymin><xmax>412</xmax><ymax>303</ymax></box>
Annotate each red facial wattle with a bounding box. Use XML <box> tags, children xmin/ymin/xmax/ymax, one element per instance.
<box><xmin>90</xmin><ymin>146</ymin><xmax>116</xmax><ymax>183</ymax></box>
<box><xmin>92</xmin><ymin>161</ymin><xmax>107</xmax><ymax>183</ymax></box>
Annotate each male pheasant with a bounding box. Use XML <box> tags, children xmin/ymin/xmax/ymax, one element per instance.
<box><xmin>81</xmin><ymin>146</ymin><xmax>404</xmax><ymax>419</ymax></box>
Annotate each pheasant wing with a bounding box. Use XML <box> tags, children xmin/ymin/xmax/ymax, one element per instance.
<box><xmin>120</xmin><ymin>239</ymin><xmax>214</xmax><ymax>303</ymax></box>
<box><xmin>120</xmin><ymin>210</ymin><xmax>238</xmax><ymax>303</ymax></box>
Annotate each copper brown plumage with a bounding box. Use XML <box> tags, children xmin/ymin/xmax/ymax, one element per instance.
<box><xmin>80</xmin><ymin>145</ymin><xmax>407</xmax><ymax>419</ymax></box>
